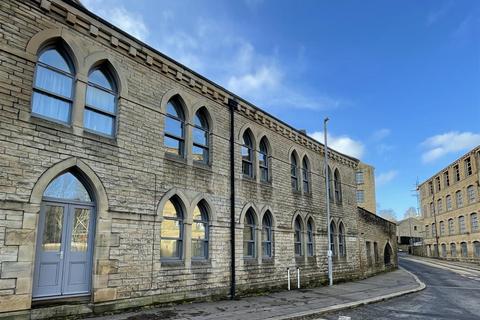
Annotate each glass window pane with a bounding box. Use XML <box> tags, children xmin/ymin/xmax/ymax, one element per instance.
<box><xmin>32</xmin><ymin>92</ymin><xmax>71</xmax><ymax>123</ymax></box>
<box><xmin>42</xmin><ymin>205</ymin><xmax>64</xmax><ymax>252</ymax></box>
<box><xmin>244</xmin><ymin>226</ymin><xmax>253</xmax><ymax>241</ymax></box>
<box><xmin>84</xmin><ymin>109</ymin><xmax>114</xmax><ymax>136</ymax></box>
<box><xmin>160</xmin><ymin>239</ymin><xmax>179</xmax><ymax>258</ymax></box>
<box><xmin>165</xmin><ymin>116</ymin><xmax>183</xmax><ymax>137</ymax></box>
<box><xmin>89</xmin><ymin>69</ymin><xmax>113</xmax><ymax>90</ymax></box>
<box><xmin>193</xmin><ymin>127</ymin><xmax>207</xmax><ymax>146</ymax></box>
<box><xmin>166</xmin><ymin>101</ymin><xmax>183</xmax><ymax>119</ymax></box>
<box><xmin>71</xmin><ymin>208</ymin><xmax>90</xmax><ymax>252</ymax></box>
<box><xmin>44</xmin><ymin>172</ymin><xmax>91</xmax><ymax>201</ymax></box>
<box><xmin>241</xmin><ymin>146</ymin><xmax>251</xmax><ymax>159</ymax></box>
<box><xmin>39</xmin><ymin>49</ymin><xmax>71</xmax><ymax>73</ymax></box>
<box><xmin>160</xmin><ymin>219</ymin><xmax>181</xmax><ymax>238</ymax></box>
<box><xmin>35</xmin><ymin>65</ymin><xmax>73</xmax><ymax>98</ymax></box>
<box><xmin>86</xmin><ymin>85</ymin><xmax>116</xmax><ymax>113</ymax></box>
<box><xmin>192</xmin><ymin>222</ymin><xmax>206</xmax><ymax>240</ymax></box>
<box><xmin>193</xmin><ymin>146</ymin><xmax>207</xmax><ymax>163</ymax></box>
<box><xmin>242</xmin><ymin>162</ymin><xmax>252</xmax><ymax>177</ymax></box>
<box><xmin>164</xmin><ymin>136</ymin><xmax>181</xmax><ymax>155</ymax></box>
<box><xmin>163</xmin><ymin>200</ymin><xmax>178</xmax><ymax>218</ymax></box>
<box><xmin>192</xmin><ymin>240</ymin><xmax>206</xmax><ymax>258</ymax></box>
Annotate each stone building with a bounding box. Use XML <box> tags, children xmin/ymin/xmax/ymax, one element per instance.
<box><xmin>396</xmin><ymin>217</ymin><xmax>423</xmax><ymax>252</ymax></box>
<box><xmin>355</xmin><ymin>162</ymin><xmax>376</xmax><ymax>214</ymax></box>
<box><xmin>419</xmin><ymin>145</ymin><xmax>480</xmax><ymax>261</ymax></box>
<box><xmin>0</xmin><ymin>0</ymin><xmax>397</xmax><ymax>318</ymax></box>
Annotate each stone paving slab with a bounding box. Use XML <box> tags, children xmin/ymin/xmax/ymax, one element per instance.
<box><xmin>90</xmin><ymin>269</ymin><xmax>421</xmax><ymax>320</ymax></box>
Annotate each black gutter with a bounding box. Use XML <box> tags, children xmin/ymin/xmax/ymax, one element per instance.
<box><xmin>60</xmin><ymin>0</ymin><xmax>358</xmax><ymax>164</ymax></box>
<box><xmin>228</xmin><ymin>98</ymin><xmax>238</xmax><ymax>299</ymax></box>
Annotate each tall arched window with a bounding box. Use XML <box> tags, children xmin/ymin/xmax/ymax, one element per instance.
<box><xmin>450</xmin><ymin>243</ymin><xmax>457</xmax><ymax>257</ymax></box>
<box><xmin>192</xmin><ymin>201</ymin><xmax>209</xmax><ymax>259</ymax></box>
<box><xmin>448</xmin><ymin>218</ymin><xmax>454</xmax><ymax>235</ymax></box>
<box><xmin>259</xmin><ymin>137</ymin><xmax>270</xmax><ymax>182</ymax></box>
<box><xmin>294</xmin><ymin>216</ymin><xmax>303</xmax><ymax>256</ymax></box>
<box><xmin>85</xmin><ymin>66</ymin><xmax>117</xmax><ymax>136</ymax></box>
<box><xmin>474</xmin><ymin>241</ymin><xmax>480</xmax><ymax>257</ymax></box>
<box><xmin>459</xmin><ymin>216</ymin><xmax>466</xmax><ymax>234</ymax></box>
<box><xmin>243</xmin><ymin>209</ymin><xmax>256</xmax><ymax>258</ymax></box>
<box><xmin>302</xmin><ymin>157</ymin><xmax>310</xmax><ymax>193</ymax></box>
<box><xmin>242</xmin><ymin>131</ymin><xmax>254</xmax><ymax>178</ymax></box>
<box><xmin>160</xmin><ymin>198</ymin><xmax>184</xmax><ymax>259</ymax></box>
<box><xmin>467</xmin><ymin>185</ymin><xmax>476</xmax><ymax>203</ymax></box>
<box><xmin>439</xmin><ymin>221</ymin><xmax>445</xmax><ymax>236</ymax></box>
<box><xmin>291</xmin><ymin>153</ymin><xmax>299</xmax><ymax>191</ymax></box>
<box><xmin>262</xmin><ymin>211</ymin><xmax>273</xmax><ymax>258</ymax></box>
<box><xmin>338</xmin><ymin>222</ymin><xmax>346</xmax><ymax>257</ymax></box>
<box><xmin>456</xmin><ymin>190</ymin><xmax>463</xmax><ymax>208</ymax></box>
<box><xmin>461</xmin><ymin>242</ymin><xmax>468</xmax><ymax>257</ymax></box>
<box><xmin>307</xmin><ymin>218</ymin><xmax>314</xmax><ymax>256</ymax></box>
<box><xmin>192</xmin><ymin>108</ymin><xmax>210</xmax><ymax>164</ymax></box>
<box><xmin>32</xmin><ymin>46</ymin><xmax>74</xmax><ymax>123</ymax></box>
<box><xmin>164</xmin><ymin>98</ymin><xmax>185</xmax><ymax>156</ymax></box>
<box><xmin>327</xmin><ymin>166</ymin><xmax>334</xmax><ymax>203</ymax></box>
<box><xmin>334</xmin><ymin>169</ymin><xmax>342</xmax><ymax>204</ymax></box>
<box><xmin>329</xmin><ymin>221</ymin><xmax>336</xmax><ymax>256</ymax></box>
<box><xmin>471</xmin><ymin>213</ymin><xmax>478</xmax><ymax>232</ymax></box>
<box><xmin>441</xmin><ymin>243</ymin><xmax>447</xmax><ymax>257</ymax></box>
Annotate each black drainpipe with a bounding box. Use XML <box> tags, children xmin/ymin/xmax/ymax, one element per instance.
<box><xmin>228</xmin><ymin>98</ymin><xmax>238</xmax><ymax>299</ymax></box>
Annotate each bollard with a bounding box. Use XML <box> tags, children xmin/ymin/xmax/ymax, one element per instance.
<box><xmin>287</xmin><ymin>268</ymin><xmax>291</xmax><ymax>290</ymax></box>
<box><xmin>297</xmin><ymin>267</ymin><xmax>300</xmax><ymax>289</ymax></box>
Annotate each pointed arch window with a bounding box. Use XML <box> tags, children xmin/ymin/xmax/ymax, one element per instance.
<box><xmin>85</xmin><ymin>66</ymin><xmax>117</xmax><ymax>136</ymax></box>
<box><xmin>192</xmin><ymin>202</ymin><xmax>209</xmax><ymax>259</ymax></box>
<box><xmin>44</xmin><ymin>172</ymin><xmax>91</xmax><ymax>202</ymax></box>
<box><xmin>160</xmin><ymin>198</ymin><xmax>184</xmax><ymax>259</ymax></box>
<box><xmin>259</xmin><ymin>138</ymin><xmax>270</xmax><ymax>182</ymax></box>
<box><xmin>32</xmin><ymin>46</ymin><xmax>75</xmax><ymax>123</ymax></box>
<box><xmin>327</xmin><ymin>166</ymin><xmax>334</xmax><ymax>202</ymax></box>
<box><xmin>302</xmin><ymin>157</ymin><xmax>310</xmax><ymax>193</ymax></box>
<box><xmin>291</xmin><ymin>153</ymin><xmax>299</xmax><ymax>191</ymax></box>
<box><xmin>242</xmin><ymin>131</ymin><xmax>254</xmax><ymax>178</ymax></box>
<box><xmin>307</xmin><ymin>218</ymin><xmax>314</xmax><ymax>256</ymax></box>
<box><xmin>338</xmin><ymin>222</ymin><xmax>346</xmax><ymax>257</ymax></box>
<box><xmin>294</xmin><ymin>216</ymin><xmax>303</xmax><ymax>256</ymax></box>
<box><xmin>329</xmin><ymin>221</ymin><xmax>336</xmax><ymax>256</ymax></box>
<box><xmin>334</xmin><ymin>169</ymin><xmax>342</xmax><ymax>204</ymax></box>
<box><xmin>243</xmin><ymin>209</ymin><xmax>256</xmax><ymax>258</ymax></box>
<box><xmin>262</xmin><ymin>211</ymin><xmax>273</xmax><ymax>257</ymax></box>
<box><xmin>192</xmin><ymin>109</ymin><xmax>210</xmax><ymax>164</ymax></box>
<box><xmin>165</xmin><ymin>98</ymin><xmax>185</xmax><ymax>156</ymax></box>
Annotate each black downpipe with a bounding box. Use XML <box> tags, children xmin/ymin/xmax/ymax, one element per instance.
<box><xmin>228</xmin><ymin>98</ymin><xmax>238</xmax><ymax>299</ymax></box>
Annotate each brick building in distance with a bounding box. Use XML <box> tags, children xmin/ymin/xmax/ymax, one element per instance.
<box><xmin>419</xmin><ymin>145</ymin><xmax>480</xmax><ymax>261</ymax></box>
<box><xmin>0</xmin><ymin>0</ymin><xmax>397</xmax><ymax>318</ymax></box>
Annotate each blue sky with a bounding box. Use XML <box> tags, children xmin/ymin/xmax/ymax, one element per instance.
<box><xmin>82</xmin><ymin>0</ymin><xmax>480</xmax><ymax>220</ymax></box>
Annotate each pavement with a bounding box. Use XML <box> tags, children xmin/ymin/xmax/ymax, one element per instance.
<box><xmin>90</xmin><ymin>265</ymin><xmax>423</xmax><ymax>320</ymax></box>
<box><xmin>322</xmin><ymin>254</ymin><xmax>480</xmax><ymax>320</ymax></box>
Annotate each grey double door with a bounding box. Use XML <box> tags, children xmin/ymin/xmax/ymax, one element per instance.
<box><xmin>33</xmin><ymin>201</ymin><xmax>94</xmax><ymax>299</ymax></box>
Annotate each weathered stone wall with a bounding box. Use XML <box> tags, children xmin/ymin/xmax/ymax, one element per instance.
<box><xmin>0</xmin><ymin>0</ymin><xmax>395</xmax><ymax>317</ymax></box>
<box><xmin>357</xmin><ymin>208</ymin><xmax>398</xmax><ymax>276</ymax></box>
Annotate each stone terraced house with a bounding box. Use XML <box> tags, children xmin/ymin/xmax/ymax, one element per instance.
<box><xmin>0</xmin><ymin>0</ymin><xmax>397</xmax><ymax>318</ymax></box>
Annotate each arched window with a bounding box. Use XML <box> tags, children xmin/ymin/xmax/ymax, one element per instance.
<box><xmin>474</xmin><ymin>241</ymin><xmax>480</xmax><ymax>257</ymax></box>
<box><xmin>329</xmin><ymin>221</ymin><xmax>336</xmax><ymax>256</ymax></box>
<box><xmin>32</xmin><ymin>46</ymin><xmax>74</xmax><ymax>123</ymax></box>
<box><xmin>471</xmin><ymin>213</ymin><xmax>478</xmax><ymax>232</ymax></box>
<box><xmin>85</xmin><ymin>66</ymin><xmax>117</xmax><ymax>136</ymax></box>
<box><xmin>459</xmin><ymin>216</ymin><xmax>466</xmax><ymax>234</ymax></box>
<box><xmin>461</xmin><ymin>242</ymin><xmax>468</xmax><ymax>257</ymax></box>
<box><xmin>441</xmin><ymin>243</ymin><xmax>447</xmax><ymax>257</ymax></box>
<box><xmin>450</xmin><ymin>243</ymin><xmax>457</xmax><ymax>257</ymax></box>
<box><xmin>327</xmin><ymin>166</ymin><xmax>334</xmax><ymax>203</ymax></box>
<box><xmin>192</xmin><ymin>108</ymin><xmax>210</xmax><ymax>164</ymax></box>
<box><xmin>164</xmin><ymin>98</ymin><xmax>185</xmax><ymax>156</ymax></box>
<box><xmin>262</xmin><ymin>211</ymin><xmax>273</xmax><ymax>258</ymax></box>
<box><xmin>243</xmin><ymin>209</ymin><xmax>256</xmax><ymax>258</ymax></box>
<box><xmin>192</xmin><ymin>201</ymin><xmax>209</xmax><ymax>259</ymax></box>
<box><xmin>242</xmin><ymin>131</ymin><xmax>254</xmax><ymax>178</ymax></box>
<box><xmin>338</xmin><ymin>222</ymin><xmax>346</xmax><ymax>257</ymax></box>
<box><xmin>446</xmin><ymin>195</ymin><xmax>452</xmax><ymax>211</ymax></box>
<box><xmin>439</xmin><ymin>221</ymin><xmax>445</xmax><ymax>236</ymax></box>
<box><xmin>467</xmin><ymin>185</ymin><xmax>476</xmax><ymax>203</ymax></box>
<box><xmin>456</xmin><ymin>190</ymin><xmax>463</xmax><ymax>208</ymax></box>
<box><xmin>302</xmin><ymin>157</ymin><xmax>310</xmax><ymax>193</ymax></box>
<box><xmin>160</xmin><ymin>198</ymin><xmax>184</xmax><ymax>259</ymax></box>
<box><xmin>307</xmin><ymin>218</ymin><xmax>314</xmax><ymax>256</ymax></box>
<box><xmin>334</xmin><ymin>169</ymin><xmax>342</xmax><ymax>204</ymax></box>
<box><xmin>448</xmin><ymin>218</ymin><xmax>454</xmax><ymax>235</ymax></box>
<box><xmin>431</xmin><ymin>223</ymin><xmax>436</xmax><ymax>237</ymax></box>
<box><xmin>291</xmin><ymin>153</ymin><xmax>299</xmax><ymax>191</ymax></box>
<box><xmin>294</xmin><ymin>216</ymin><xmax>303</xmax><ymax>256</ymax></box>
<box><xmin>44</xmin><ymin>172</ymin><xmax>91</xmax><ymax>202</ymax></box>
<box><xmin>425</xmin><ymin>225</ymin><xmax>430</xmax><ymax>238</ymax></box>
<box><xmin>437</xmin><ymin>199</ymin><xmax>443</xmax><ymax>213</ymax></box>
<box><xmin>259</xmin><ymin>137</ymin><xmax>270</xmax><ymax>182</ymax></box>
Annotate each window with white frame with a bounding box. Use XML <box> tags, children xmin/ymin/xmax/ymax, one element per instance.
<box><xmin>456</xmin><ymin>190</ymin><xmax>463</xmax><ymax>208</ymax></box>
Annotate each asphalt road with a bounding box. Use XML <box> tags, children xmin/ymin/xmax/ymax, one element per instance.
<box><xmin>322</xmin><ymin>255</ymin><xmax>480</xmax><ymax>320</ymax></box>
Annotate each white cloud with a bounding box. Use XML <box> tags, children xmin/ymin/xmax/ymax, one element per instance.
<box><xmin>371</xmin><ymin>128</ymin><xmax>391</xmax><ymax>141</ymax></box>
<box><xmin>227</xmin><ymin>65</ymin><xmax>282</xmax><ymax>96</ymax></box>
<box><xmin>426</xmin><ymin>1</ymin><xmax>453</xmax><ymax>26</ymax></box>
<box><xmin>376</xmin><ymin>170</ymin><xmax>398</xmax><ymax>186</ymax></box>
<box><xmin>82</xmin><ymin>1</ymin><xmax>149</xmax><ymax>41</ymax></box>
<box><xmin>420</xmin><ymin>131</ymin><xmax>480</xmax><ymax>163</ymax></box>
<box><xmin>378</xmin><ymin>209</ymin><xmax>397</xmax><ymax>223</ymax></box>
<box><xmin>308</xmin><ymin>132</ymin><xmax>365</xmax><ymax>159</ymax></box>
